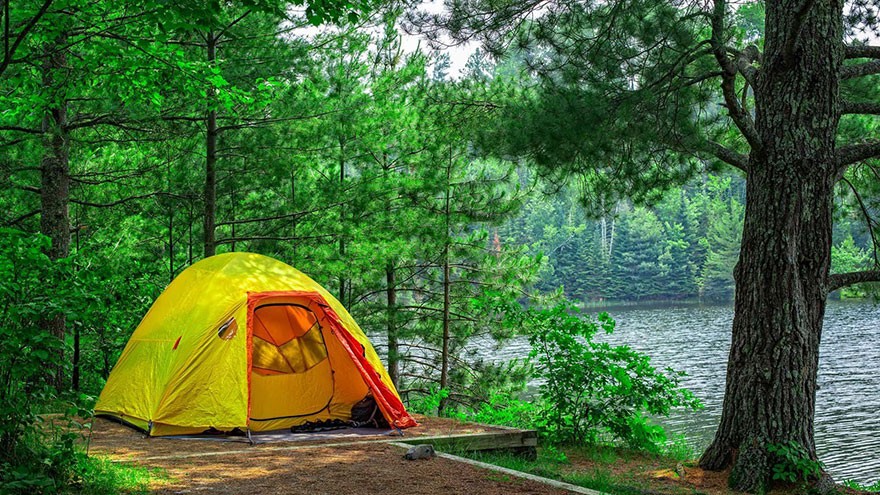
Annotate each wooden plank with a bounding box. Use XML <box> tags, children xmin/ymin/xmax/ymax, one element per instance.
<box><xmin>397</xmin><ymin>429</ymin><xmax>538</xmax><ymax>456</ymax></box>
<box><xmin>389</xmin><ymin>441</ymin><xmax>608</xmax><ymax>495</ymax></box>
<box><xmin>398</xmin><ymin>429</ymin><xmax>536</xmax><ymax>448</ymax></box>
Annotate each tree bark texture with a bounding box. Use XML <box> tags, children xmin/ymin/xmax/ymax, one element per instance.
<box><xmin>338</xmin><ymin>138</ymin><xmax>347</xmax><ymax>305</ymax></box>
<box><xmin>699</xmin><ymin>3</ymin><xmax>843</xmax><ymax>492</ymax></box>
<box><xmin>203</xmin><ymin>32</ymin><xmax>217</xmax><ymax>258</ymax></box>
<box><xmin>291</xmin><ymin>168</ymin><xmax>298</xmax><ymax>262</ymax></box>
<box><xmin>40</xmin><ymin>35</ymin><xmax>70</xmax><ymax>392</ymax></box>
<box><xmin>386</xmin><ymin>265</ymin><xmax>399</xmax><ymax>389</ymax></box>
<box><xmin>439</xmin><ymin>245</ymin><xmax>450</xmax><ymax>414</ymax></box>
<box><xmin>72</xmin><ymin>323</ymin><xmax>80</xmax><ymax>391</ymax></box>
<box><xmin>438</xmin><ymin>156</ymin><xmax>452</xmax><ymax>415</ymax></box>
<box><xmin>168</xmin><ymin>205</ymin><xmax>175</xmax><ymax>283</ymax></box>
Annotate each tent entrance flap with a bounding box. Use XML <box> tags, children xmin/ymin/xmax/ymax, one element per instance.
<box><xmin>249</xmin><ymin>303</ymin><xmax>334</xmax><ymax>421</ymax></box>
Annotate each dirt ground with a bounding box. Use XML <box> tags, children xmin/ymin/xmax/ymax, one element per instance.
<box><xmin>86</xmin><ymin>416</ymin><xmax>573</xmax><ymax>495</ymax></box>
<box><xmin>146</xmin><ymin>442</ymin><xmax>572</xmax><ymax>495</ymax></box>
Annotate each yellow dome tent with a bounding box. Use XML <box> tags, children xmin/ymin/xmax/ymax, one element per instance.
<box><xmin>95</xmin><ymin>252</ymin><xmax>417</xmax><ymax>436</ymax></box>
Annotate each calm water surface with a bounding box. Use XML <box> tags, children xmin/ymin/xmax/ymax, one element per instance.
<box><xmin>469</xmin><ymin>300</ymin><xmax>880</xmax><ymax>484</ymax></box>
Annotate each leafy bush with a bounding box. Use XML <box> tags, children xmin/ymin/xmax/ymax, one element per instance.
<box><xmin>0</xmin><ymin>229</ymin><xmax>153</xmax><ymax>494</ymax></box>
<box><xmin>3</xmin><ymin>420</ymin><xmax>84</xmax><ymax>494</ymax></box>
<box><xmin>523</xmin><ymin>303</ymin><xmax>701</xmax><ymax>450</ymax></box>
<box><xmin>421</xmin><ymin>300</ymin><xmax>701</xmax><ymax>453</ymax></box>
<box><xmin>766</xmin><ymin>441</ymin><xmax>824</xmax><ymax>484</ymax></box>
<box><xmin>2</xmin><ymin>427</ymin><xmax>154</xmax><ymax>494</ymax></box>
<box><xmin>0</xmin><ymin>229</ymin><xmax>64</xmax><ymax>463</ymax></box>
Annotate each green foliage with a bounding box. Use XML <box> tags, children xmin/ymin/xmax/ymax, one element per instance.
<box><xmin>663</xmin><ymin>434</ymin><xmax>699</xmax><ymax>462</ymax></box>
<box><xmin>523</xmin><ymin>304</ymin><xmax>701</xmax><ymax>450</ymax></box>
<box><xmin>462</xmin><ymin>447</ymin><xmax>644</xmax><ymax>495</ymax></box>
<box><xmin>0</xmin><ymin>229</ymin><xmax>64</xmax><ymax>461</ymax></box>
<box><xmin>449</xmin><ymin>392</ymin><xmax>541</xmax><ymax>431</ymax></box>
<box><xmin>831</xmin><ymin>235</ymin><xmax>873</xmax><ymax>298</ymax></box>
<box><xmin>0</xmin><ymin>229</ymin><xmax>157</xmax><ymax>494</ymax></box>
<box><xmin>508</xmin><ymin>173</ymin><xmax>750</xmax><ymax>302</ymax></box>
<box><xmin>508</xmin><ymin>171</ymin><xmax>878</xmax><ymax>304</ymax></box>
<box><xmin>843</xmin><ymin>478</ymin><xmax>880</xmax><ymax>492</ymax></box>
<box><xmin>406</xmin><ymin>386</ymin><xmax>449</xmax><ymax>416</ymax></box>
<box><xmin>1</xmin><ymin>430</ymin><xmax>156</xmax><ymax>495</ymax></box>
<box><xmin>695</xmin><ymin>176</ymin><xmax>745</xmax><ymax>300</ymax></box>
<box><xmin>766</xmin><ymin>441</ymin><xmax>824</xmax><ymax>484</ymax></box>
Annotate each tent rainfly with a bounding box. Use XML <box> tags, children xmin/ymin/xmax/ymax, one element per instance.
<box><xmin>95</xmin><ymin>252</ymin><xmax>417</xmax><ymax>436</ymax></box>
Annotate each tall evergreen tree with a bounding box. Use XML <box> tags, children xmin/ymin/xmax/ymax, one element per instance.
<box><xmin>416</xmin><ymin>0</ymin><xmax>880</xmax><ymax>489</ymax></box>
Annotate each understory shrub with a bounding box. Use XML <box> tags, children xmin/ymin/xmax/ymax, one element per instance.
<box><xmin>418</xmin><ymin>300</ymin><xmax>700</xmax><ymax>453</ymax></box>
<box><xmin>522</xmin><ymin>303</ymin><xmax>701</xmax><ymax>450</ymax></box>
<box><xmin>0</xmin><ymin>229</ymin><xmax>69</xmax><ymax>492</ymax></box>
<box><xmin>2</xmin><ymin>430</ymin><xmax>155</xmax><ymax>495</ymax></box>
<box><xmin>0</xmin><ymin>229</ymin><xmax>153</xmax><ymax>494</ymax></box>
<box><xmin>766</xmin><ymin>441</ymin><xmax>824</xmax><ymax>485</ymax></box>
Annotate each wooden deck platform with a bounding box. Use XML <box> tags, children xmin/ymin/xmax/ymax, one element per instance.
<box><xmin>87</xmin><ymin>415</ymin><xmax>538</xmax><ymax>461</ymax></box>
<box><xmin>395</xmin><ymin>424</ymin><xmax>538</xmax><ymax>459</ymax></box>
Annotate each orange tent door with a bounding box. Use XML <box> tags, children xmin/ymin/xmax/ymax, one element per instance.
<box><xmin>248</xmin><ymin>303</ymin><xmax>335</xmax><ymax>425</ymax></box>
<box><xmin>246</xmin><ymin>290</ymin><xmax>419</xmax><ymax>431</ymax></box>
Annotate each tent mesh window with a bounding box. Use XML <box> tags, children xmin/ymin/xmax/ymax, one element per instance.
<box><xmin>251</xmin><ymin>304</ymin><xmax>328</xmax><ymax>375</ymax></box>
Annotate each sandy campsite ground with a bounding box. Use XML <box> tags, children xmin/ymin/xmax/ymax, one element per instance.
<box><xmin>86</xmin><ymin>416</ymin><xmax>575</xmax><ymax>495</ymax></box>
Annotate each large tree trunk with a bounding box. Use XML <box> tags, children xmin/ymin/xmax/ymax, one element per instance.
<box><xmin>40</xmin><ymin>35</ymin><xmax>70</xmax><ymax>392</ymax></box>
<box><xmin>699</xmin><ymin>3</ymin><xmax>843</xmax><ymax>492</ymax></box>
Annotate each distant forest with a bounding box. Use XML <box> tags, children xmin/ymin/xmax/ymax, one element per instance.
<box><xmin>505</xmin><ymin>173</ymin><xmax>874</xmax><ymax>302</ymax></box>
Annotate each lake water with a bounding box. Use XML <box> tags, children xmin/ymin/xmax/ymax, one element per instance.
<box><xmin>465</xmin><ymin>300</ymin><xmax>880</xmax><ymax>484</ymax></box>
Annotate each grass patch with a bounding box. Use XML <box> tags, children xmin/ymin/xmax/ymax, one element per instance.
<box><xmin>2</xmin><ymin>413</ymin><xmax>169</xmax><ymax>495</ymax></box>
<box><xmin>844</xmin><ymin>479</ymin><xmax>880</xmax><ymax>493</ymax></box>
<box><xmin>1</xmin><ymin>450</ymin><xmax>167</xmax><ymax>495</ymax></box>
<box><xmin>455</xmin><ymin>444</ymin><xmax>880</xmax><ymax>495</ymax></box>
<box><xmin>453</xmin><ymin>444</ymin><xmax>710</xmax><ymax>495</ymax></box>
<box><xmin>485</xmin><ymin>472</ymin><xmax>515</xmax><ymax>483</ymax></box>
<box><xmin>72</xmin><ymin>455</ymin><xmax>167</xmax><ymax>494</ymax></box>
<box><xmin>457</xmin><ymin>447</ymin><xmax>656</xmax><ymax>495</ymax></box>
